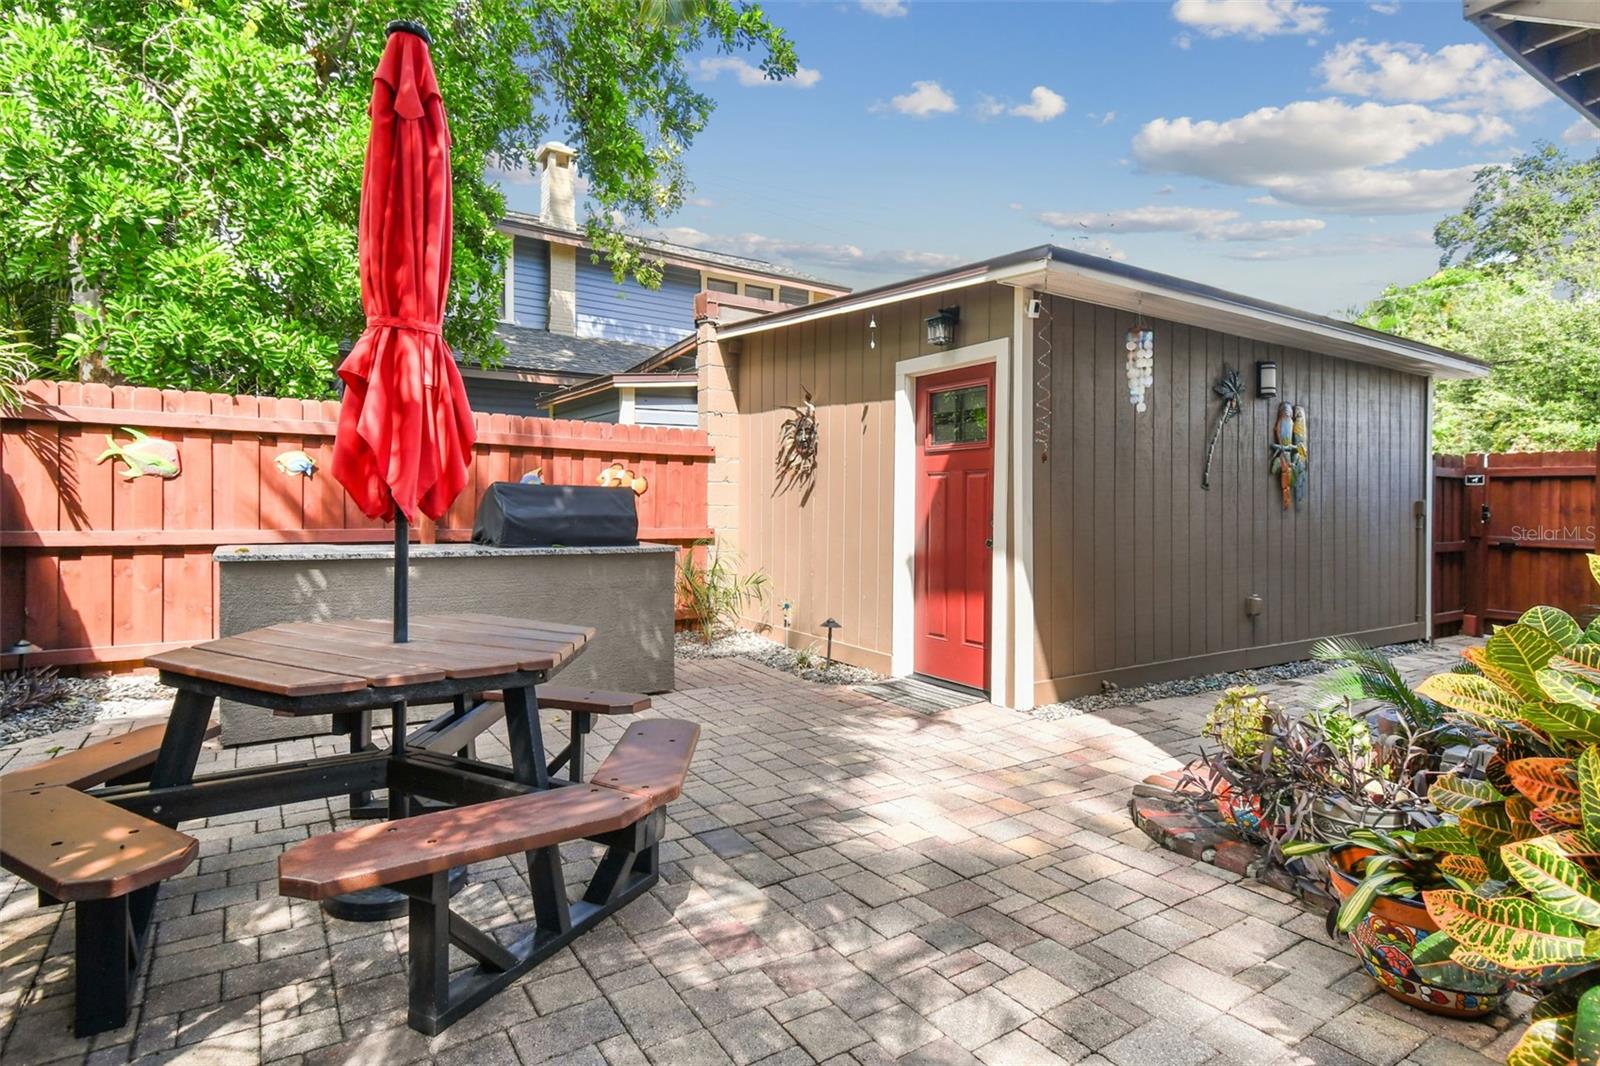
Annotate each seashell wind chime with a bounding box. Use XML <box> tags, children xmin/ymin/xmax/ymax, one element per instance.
<box><xmin>1125</xmin><ymin>327</ymin><xmax>1154</xmax><ymax>412</ymax></box>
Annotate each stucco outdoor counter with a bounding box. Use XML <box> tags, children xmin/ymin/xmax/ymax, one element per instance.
<box><xmin>212</xmin><ymin>542</ymin><xmax>676</xmax><ymax>745</ymax></box>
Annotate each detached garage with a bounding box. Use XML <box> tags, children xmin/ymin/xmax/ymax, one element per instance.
<box><xmin>695</xmin><ymin>246</ymin><xmax>1487</xmax><ymax>708</ymax></box>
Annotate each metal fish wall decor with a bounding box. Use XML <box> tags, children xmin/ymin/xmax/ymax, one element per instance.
<box><xmin>97</xmin><ymin>427</ymin><xmax>180</xmax><ymax>481</ymax></box>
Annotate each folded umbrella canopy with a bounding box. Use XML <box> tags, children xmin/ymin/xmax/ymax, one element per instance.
<box><xmin>332</xmin><ymin>22</ymin><xmax>475</xmax><ymax>641</ymax></box>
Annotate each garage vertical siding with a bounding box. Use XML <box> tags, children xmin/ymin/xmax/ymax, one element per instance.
<box><xmin>511</xmin><ymin>237</ymin><xmax>549</xmax><ymax>330</ymax></box>
<box><xmin>1029</xmin><ymin>294</ymin><xmax>1429</xmax><ymax>702</ymax></box>
<box><xmin>576</xmin><ymin>259</ymin><xmax>700</xmax><ymax>346</ymax></box>
<box><xmin>732</xmin><ymin>282</ymin><xmax>1015</xmax><ymax>670</ymax></box>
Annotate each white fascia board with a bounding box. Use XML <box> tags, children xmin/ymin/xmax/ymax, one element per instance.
<box><xmin>715</xmin><ymin>259</ymin><xmax>1049</xmax><ymax>341</ymax></box>
<box><xmin>1031</xmin><ymin>261</ymin><xmax>1487</xmax><ymax>380</ymax></box>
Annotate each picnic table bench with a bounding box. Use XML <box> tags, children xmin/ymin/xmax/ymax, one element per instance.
<box><xmin>0</xmin><ymin>613</ymin><xmax>687</xmax><ymax>1038</ymax></box>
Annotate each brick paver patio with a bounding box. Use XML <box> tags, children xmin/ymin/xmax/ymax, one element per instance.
<box><xmin>1</xmin><ymin>640</ymin><xmax>1525</xmax><ymax>1065</ymax></box>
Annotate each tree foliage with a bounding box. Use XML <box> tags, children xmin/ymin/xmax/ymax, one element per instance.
<box><xmin>0</xmin><ymin>0</ymin><xmax>796</xmax><ymax>397</ymax></box>
<box><xmin>1356</xmin><ymin>145</ymin><xmax>1600</xmax><ymax>453</ymax></box>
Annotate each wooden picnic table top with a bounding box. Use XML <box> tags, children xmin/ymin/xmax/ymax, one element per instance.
<box><xmin>146</xmin><ymin>614</ymin><xmax>593</xmax><ymax>698</ymax></box>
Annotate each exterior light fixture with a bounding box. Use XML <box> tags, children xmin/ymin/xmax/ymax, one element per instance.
<box><xmin>868</xmin><ymin>314</ymin><xmax>877</xmax><ymax>350</ymax></box>
<box><xmin>1256</xmin><ymin>360</ymin><xmax>1278</xmax><ymax>398</ymax></box>
<box><xmin>821</xmin><ymin>618</ymin><xmax>841</xmax><ymax>663</ymax></box>
<box><xmin>925</xmin><ymin>307</ymin><xmax>959</xmax><ymax>347</ymax></box>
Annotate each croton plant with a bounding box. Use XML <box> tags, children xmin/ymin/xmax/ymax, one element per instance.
<box><xmin>1412</xmin><ymin>555</ymin><xmax>1600</xmax><ymax>1066</ymax></box>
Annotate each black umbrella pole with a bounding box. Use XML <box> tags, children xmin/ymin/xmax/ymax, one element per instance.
<box><xmin>394</xmin><ymin>504</ymin><xmax>409</xmax><ymax>643</ymax></box>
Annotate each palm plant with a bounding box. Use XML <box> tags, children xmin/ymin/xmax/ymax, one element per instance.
<box><xmin>676</xmin><ymin>540</ymin><xmax>769</xmax><ymax>644</ymax></box>
<box><xmin>1310</xmin><ymin>636</ymin><xmax>1447</xmax><ymax>731</ymax></box>
<box><xmin>0</xmin><ymin>329</ymin><xmax>37</xmax><ymax>411</ymax></box>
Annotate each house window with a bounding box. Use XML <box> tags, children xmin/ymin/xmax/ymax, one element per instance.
<box><xmin>706</xmin><ymin>277</ymin><xmax>739</xmax><ymax>294</ymax></box>
<box><xmin>745</xmin><ymin>284</ymin><xmax>775</xmax><ymax>301</ymax></box>
<box><xmin>779</xmin><ymin>286</ymin><xmax>808</xmax><ymax>306</ymax></box>
<box><xmin>930</xmin><ymin>385</ymin><xmax>989</xmax><ymax>445</ymax></box>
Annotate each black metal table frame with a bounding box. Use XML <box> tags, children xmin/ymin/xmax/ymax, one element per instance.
<box><xmin>71</xmin><ymin>668</ymin><xmax>578</xmax><ymax>1036</ymax></box>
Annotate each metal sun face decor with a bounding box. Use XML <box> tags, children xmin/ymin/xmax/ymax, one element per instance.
<box><xmin>1125</xmin><ymin>328</ymin><xmax>1154</xmax><ymax>412</ymax></box>
<box><xmin>776</xmin><ymin>388</ymin><xmax>819</xmax><ymax>492</ymax></box>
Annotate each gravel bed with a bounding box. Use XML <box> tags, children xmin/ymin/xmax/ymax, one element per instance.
<box><xmin>1030</xmin><ymin>641</ymin><xmax>1430</xmax><ymax>720</ymax></box>
<box><xmin>0</xmin><ymin>674</ymin><xmax>176</xmax><ymax>746</ymax></box>
<box><xmin>676</xmin><ymin>628</ymin><xmax>884</xmax><ymax>686</ymax></box>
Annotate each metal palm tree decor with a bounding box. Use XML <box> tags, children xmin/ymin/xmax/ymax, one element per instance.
<box><xmin>775</xmin><ymin>388</ymin><xmax>819</xmax><ymax>493</ymax></box>
<box><xmin>1201</xmin><ymin>364</ymin><xmax>1242</xmax><ymax>490</ymax></box>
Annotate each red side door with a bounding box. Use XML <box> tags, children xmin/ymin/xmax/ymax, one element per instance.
<box><xmin>913</xmin><ymin>364</ymin><xmax>994</xmax><ymax>691</ymax></box>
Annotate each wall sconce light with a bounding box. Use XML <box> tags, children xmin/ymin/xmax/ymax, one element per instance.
<box><xmin>925</xmin><ymin>307</ymin><xmax>959</xmax><ymax>347</ymax></box>
<box><xmin>1256</xmin><ymin>360</ymin><xmax>1278</xmax><ymax>398</ymax></box>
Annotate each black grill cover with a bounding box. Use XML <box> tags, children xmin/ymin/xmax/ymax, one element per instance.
<box><xmin>471</xmin><ymin>483</ymin><xmax>639</xmax><ymax>547</ymax></box>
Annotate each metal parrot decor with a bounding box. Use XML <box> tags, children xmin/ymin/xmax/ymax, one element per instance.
<box><xmin>97</xmin><ymin>427</ymin><xmax>180</xmax><ymax>481</ymax></box>
<box><xmin>1268</xmin><ymin>400</ymin><xmax>1309</xmax><ymax>511</ymax></box>
<box><xmin>1291</xmin><ymin>404</ymin><xmax>1309</xmax><ymax>508</ymax></box>
<box><xmin>775</xmin><ymin>387</ymin><xmax>819</xmax><ymax>493</ymax></box>
<box><xmin>1201</xmin><ymin>364</ymin><xmax>1243</xmax><ymax>491</ymax></box>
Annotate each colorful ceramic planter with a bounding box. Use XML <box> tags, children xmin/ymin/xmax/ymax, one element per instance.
<box><xmin>1327</xmin><ymin>845</ymin><xmax>1502</xmax><ymax>1019</ymax></box>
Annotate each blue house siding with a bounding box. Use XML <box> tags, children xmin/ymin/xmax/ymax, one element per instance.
<box><xmin>634</xmin><ymin>389</ymin><xmax>698</xmax><ymax>428</ymax></box>
<box><xmin>511</xmin><ymin>237</ymin><xmax>549</xmax><ymax>330</ymax></box>
<box><xmin>575</xmin><ymin>258</ymin><xmax>698</xmax><ymax>347</ymax></box>
<box><xmin>555</xmin><ymin>394</ymin><xmax>621</xmax><ymax>423</ymax></box>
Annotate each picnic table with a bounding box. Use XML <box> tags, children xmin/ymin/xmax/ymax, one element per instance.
<box><xmin>1</xmin><ymin>612</ymin><xmax>697</xmax><ymax>1038</ymax></box>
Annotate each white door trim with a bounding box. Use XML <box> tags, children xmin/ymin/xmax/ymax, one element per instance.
<box><xmin>892</xmin><ymin>336</ymin><xmax>1012</xmax><ymax>706</ymax></box>
<box><xmin>1010</xmin><ymin>288</ymin><xmax>1037</xmax><ymax>709</ymax></box>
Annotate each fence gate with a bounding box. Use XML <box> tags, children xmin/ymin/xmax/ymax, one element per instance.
<box><xmin>1432</xmin><ymin>447</ymin><xmax>1599</xmax><ymax>636</ymax></box>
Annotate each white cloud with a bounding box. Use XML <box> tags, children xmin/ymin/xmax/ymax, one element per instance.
<box><xmin>1038</xmin><ymin>205</ymin><xmax>1324</xmax><ymax>241</ymax></box>
<box><xmin>1171</xmin><ymin>0</ymin><xmax>1328</xmax><ymax>39</ymax></box>
<box><xmin>1252</xmin><ymin>165</ymin><xmax>1485</xmax><ymax>213</ymax></box>
<box><xmin>860</xmin><ymin>0</ymin><xmax>908</xmax><ymax>16</ymax></box>
<box><xmin>1132</xmin><ymin>98</ymin><xmax>1504</xmax><ymax>213</ymax></box>
<box><xmin>1223</xmin><ymin>229</ymin><xmax>1433</xmax><ymax>261</ymax></box>
<box><xmin>651</xmin><ymin>226</ymin><xmax>960</xmax><ymax>273</ymax></box>
<box><xmin>686</xmin><ymin>196</ymin><xmax>716</xmax><ymax>208</ymax></box>
<box><xmin>978</xmin><ymin>86</ymin><xmax>1067</xmax><ymax>122</ymax></box>
<box><xmin>1012</xmin><ymin>86</ymin><xmax>1068</xmax><ymax>122</ymax></box>
<box><xmin>1319</xmin><ymin>39</ymin><xmax>1550</xmax><ymax>113</ymax></box>
<box><xmin>875</xmin><ymin>80</ymin><xmax>958</xmax><ymax>118</ymax></box>
<box><xmin>486</xmin><ymin>156</ymin><xmax>537</xmax><ymax>186</ymax></box>
<box><xmin>1063</xmin><ymin>237</ymin><xmax>1129</xmax><ymax>261</ymax></box>
<box><xmin>697</xmin><ymin>57</ymin><xmax>821</xmax><ymax>88</ymax></box>
<box><xmin>1562</xmin><ymin>119</ymin><xmax>1600</xmax><ymax>144</ymax></box>
<box><xmin>1369</xmin><ymin>2</ymin><xmax>1401</xmax><ymax>13</ymax></box>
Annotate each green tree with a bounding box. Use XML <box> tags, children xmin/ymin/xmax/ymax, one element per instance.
<box><xmin>1356</xmin><ymin>145</ymin><xmax>1600</xmax><ymax>453</ymax></box>
<box><xmin>0</xmin><ymin>1</ymin><xmax>797</xmax><ymax>397</ymax></box>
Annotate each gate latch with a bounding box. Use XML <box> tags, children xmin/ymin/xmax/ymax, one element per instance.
<box><xmin>1480</xmin><ymin>504</ymin><xmax>1491</xmax><ymax>525</ymax></box>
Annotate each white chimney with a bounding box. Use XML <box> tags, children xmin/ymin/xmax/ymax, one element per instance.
<box><xmin>536</xmin><ymin>142</ymin><xmax>577</xmax><ymax>230</ymax></box>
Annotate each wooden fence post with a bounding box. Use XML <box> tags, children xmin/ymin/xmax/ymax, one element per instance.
<box><xmin>1463</xmin><ymin>452</ymin><xmax>1489</xmax><ymax>637</ymax></box>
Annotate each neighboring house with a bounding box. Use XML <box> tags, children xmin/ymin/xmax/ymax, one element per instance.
<box><xmin>541</xmin><ymin>292</ymin><xmax>772</xmax><ymax>426</ymax></box>
<box><xmin>1466</xmin><ymin>1</ymin><xmax>1600</xmax><ymax>127</ymax></box>
<box><xmin>688</xmin><ymin>245</ymin><xmax>1488</xmax><ymax>710</ymax></box>
<box><xmin>468</xmin><ymin>142</ymin><xmax>848</xmax><ymax>417</ymax></box>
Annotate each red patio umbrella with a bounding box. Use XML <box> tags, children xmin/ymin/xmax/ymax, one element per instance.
<box><xmin>332</xmin><ymin>21</ymin><xmax>475</xmax><ymax>642</ymax></box>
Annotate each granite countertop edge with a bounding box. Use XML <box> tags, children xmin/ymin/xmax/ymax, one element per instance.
<box><xmin>215</xmin><ymin>543</ymin><xmax>677</xmax><ymax>563</ymax></box>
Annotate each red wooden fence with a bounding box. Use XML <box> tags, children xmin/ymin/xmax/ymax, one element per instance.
<box><xmin>1432</xmin><ymin>448</ymin><xmax>1599</xmax><ymax>636</ymax></box>
<box><xmin>1</xmin><ymin>381</ymin><xmax>712</xmax><ymax>669</ymax></box>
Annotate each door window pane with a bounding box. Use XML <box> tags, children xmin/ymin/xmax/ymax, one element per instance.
<box><xmin>929</xmin><ymin>384</ymin><xmax>988</xmax><ymax>444</ymax></box>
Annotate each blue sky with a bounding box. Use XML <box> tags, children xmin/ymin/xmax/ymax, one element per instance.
<box><xmin>495</xmin><ymin>0</ymin><xmax>1599</xmax><ymax>316</ymax></box>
